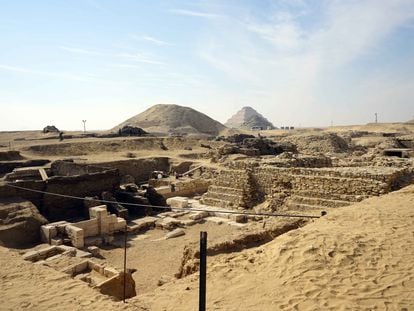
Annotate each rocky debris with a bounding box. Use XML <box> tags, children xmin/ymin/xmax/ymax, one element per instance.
<box><xmin>225</xmin><ymin>106</ymin><xmax>274</xmax><ymax>130</ymax></box>
<box><xmin>281</xmin><ymin>133</ymin><xmax>349</xmax><ymax>154</ymax></box>
<box><xmin>128</xmin><ymin>216</ymin><xmax>158</xmax><ymax>232</ymax></box>
<box><xmin>215</xmin><ymin>138</ymin><xmax>296</xmax><ymax>158</ymax></box>
<box><xmin>0</xmin><ymin>197</ymin><xmax>48</xmax><ymax>248</ymax></box>
<box><xmin>118</xmin><ymin>125</ymin><xmax>148</xmax><ymax>136</ymax></box>
<box><xmin>188</xmin><ymin>211</ymin><xmax>209</xmax><ymax>220</ymax></box>
<box><xmin>156</xmin><ymin>217</ymin><xmax>182</xmax><ymax>230</ymax></box>
<box><xmin>42</xmin><ymin>125</ymin><xmax>59</xmax><ymax>133</ymax></box>
<box><xmin>219</xmin><ymin>134</ymin><xmax>255</xmax><ymax>143</ymax></box>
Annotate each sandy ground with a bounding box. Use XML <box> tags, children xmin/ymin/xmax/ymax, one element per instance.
<box><xmin>0</xmin><ymin>247</ymin><xmax>143</xmax><ymax>311</ymax></box>
<box><xmin>136</xmin><ymin>185</ymin><xmax>414</xmax><ymax>310</ymax></box>
<box><xmin>98</xmin><ymin>222</ymin><xmax>235</xmax><ymax>294</ymax></box>
<box><xmin>1</xmin><ymin>186</ymin><xmax>413</xmax><ymax>310</ymax></box>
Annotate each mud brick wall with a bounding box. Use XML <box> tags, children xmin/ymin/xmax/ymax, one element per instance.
<box><xmin>43</xmin><ymin>169</ymin><xmax>120</xmax><ymax>221</ymax></box>
<box><xmin>51</xmin><ymin>161</ymin><xmax>107</xmax><ymax>176</ymax></box>
<box><xmin>97</xmin><ymin>157</ymin><xmax>170</xmax><ymax>183</ymax></box>
<box><xmin>0</xmin><ymin>180</ymin><xmax>45</xmax><ymax>210</ymax></box>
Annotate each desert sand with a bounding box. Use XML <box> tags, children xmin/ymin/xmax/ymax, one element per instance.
<box><xmin>1</xmin><ymin>185</ymin><xmax>413</xmax><ymax>310</ymax></box>
<box><xmin>136</xmin><ymin>185</ymin><xmax>414</xmax><ymax>310</ymax></box>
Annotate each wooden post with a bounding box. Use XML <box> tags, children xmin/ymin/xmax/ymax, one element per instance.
<box><xmin>123</xmin><ymin>223</ymin><xmax>127</xmax><ymax>303</ymax></box>
<box><xmin>199</xmin><ymin>231</ymin><xmax>207</xmax><ymax>311</ymax></box>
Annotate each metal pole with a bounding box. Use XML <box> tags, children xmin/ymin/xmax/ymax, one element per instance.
<box><xmin>199</xmin><ymin>231</ymin><xmax>207</xmax><ymax>311</ymax></box>
<box><xmin>123</xmin><ymin>223</ymin><xmax>127</xmax><ymax>303</ymax></box>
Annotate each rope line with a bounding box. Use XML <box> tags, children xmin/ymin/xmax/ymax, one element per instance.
<box><xmin>5</xmin><ymin>183</ymin><xmax>323</xmax><ymax>219</ymax></box>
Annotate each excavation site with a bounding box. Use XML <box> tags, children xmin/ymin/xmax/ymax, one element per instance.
<box><xmin>1</xmin><ymin>104</ymin><xmax>414</xmax><ymax>310</ymax></box>
<box><xmin>2</xmin><ymin>2</ymin><xmax>414</xmax><ymax>309</ymax></box>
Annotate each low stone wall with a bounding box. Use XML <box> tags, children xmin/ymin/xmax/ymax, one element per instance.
<box><xmin>51</xmin><ymin>160</ymin><xmax>107</xmax><ymax>176</ymax></box>
<box><xmin>201</xmin><ymin>165</ymin><xmax>413</xmax><ymax>210</ymax></box>
<box><xmin>96</xmin><ymin>157</ymin><xmax>170</xmax><ymax>183</ymax></box>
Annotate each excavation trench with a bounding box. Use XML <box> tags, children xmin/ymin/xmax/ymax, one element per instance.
<box><xmin>176</xmin><ymin>218</ymin><xmax>308</xmax><ymax>278</ymax></box>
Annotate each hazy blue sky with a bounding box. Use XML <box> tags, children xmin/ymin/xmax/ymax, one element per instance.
<box><xmin>1</xmin><ymin>0</ymin><xmax>414</xmax><ymax>130</ymax></box>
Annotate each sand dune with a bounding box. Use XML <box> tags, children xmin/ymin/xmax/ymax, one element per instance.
<box><xmin>137</xmin><ymin>185</ymin><xmax>414</xmax><ymax>310</ymax></box>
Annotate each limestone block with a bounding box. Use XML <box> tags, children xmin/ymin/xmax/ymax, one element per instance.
<box><xmin>66</xmin><ymin>225</ymin><xmax>84</xmax><ymax>248</ymax></box>
<box><xmin>89</xmin><ymin>205</ymin><xmax>108</xmax><ymax>219</ymax></box>
<box><xmin>189</xmin><ymin>211</ymin><xmax>209</xmax><ymax>220</ymax></box>
<box><xmin>22</xmin><ymin>250</ymin><xmax>39</xmax><ymax>262</ymax></box>
<box><xmin>46</xmin><ymin>254</ymin><xmax>62</xmax><ymax>261</ymax></box>
<box><xmin>74</xmin><ymin>261</ymin><xmax>89</xmax><ymax>274</ymax></box>
<box><xmin>75</xmin><ymin>250</ymin><xmax>93</xmax><ymax>258</ymax></box>
<box><xmin>128</xmin><ymin>217</ymin><xmax>157</xmax><ymax>232</ymax></box>
<box><xmin>156</xmin><ymin>217</ymin><xmax>181</xmax><ymax>230</ymax></box>
<box><xmin>104</xmin><ymin>266</ymin><xmax>119</xmax><ymax>278</ymax></box>
<box><xmin>165</xmin><ymin>228</ymin><xmax>185</xmax><ymax>239</ymax></box>
<box><xmin>50</xmin><ymin>238</ymin><xmax>63</xmax><ymax>246</ymax></box>
<box><xmin>38</xmin><ymin>246</ymin><xmax>58</xmax><ymax>257</ymax></box>
<box><xmin>166</xmin><ymin>196</ymin><xmax>189</xmax><ymax>208</ymax></box>
<box><xmin>114</xmin><ymin>218</ymin><xmax>126</xmax><ymax>232</ymax></box>
<box><xmin>40</xmin><ymin>225</ymin><xmax>58</xmax><ymax>243</ymax></box>
<box><xmin>231</xmin><ymin>214</ymin><xmax>247</xmax><ymax>223</ymax></box>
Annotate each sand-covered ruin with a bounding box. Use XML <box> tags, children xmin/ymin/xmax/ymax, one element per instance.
<box><xmin>0</xmin><ymin>105</ymin><xmax>413</xmax><ymax>310</ymax></box>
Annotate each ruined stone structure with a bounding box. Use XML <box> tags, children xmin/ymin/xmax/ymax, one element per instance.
<box><xmin>41</xmin><ymin>205</ymin><xmax>126</xmax><ymax>248</ymax></box>
<box><xmin>200</xmin><ymin>169</ymin><xmax>257</xmax><ymax>209</ymax></box>
<box><xmin>201</xmin><ymin>163</ymin><xmax>413</xmax><ymax>211</ymax></box>
<box><xmin>0</xmin><ymin>160</ymin><xmax>120</xmax><ymax>220</ymax></box>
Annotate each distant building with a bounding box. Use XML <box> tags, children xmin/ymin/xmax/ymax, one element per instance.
<box><xmin>251</xmin><ymin>126</ymin><xmax>263</xmax><ymax>131</ymax></box>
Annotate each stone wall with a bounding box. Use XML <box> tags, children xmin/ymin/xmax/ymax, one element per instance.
<box><xmin>51</xmin><ymin>160</ymin><xmax>107</xmax><ymax>176</ymax></box>
<box><xmin>200</xmin><ymin>169</ymin><xmax>256</xmax><ymax>209</ymax></box>
<box><xmin>96</xmin><ymin>157</ymin><xmax>170</xmax><ymax>183</ymax></box>
<box><xmin>157</xmin><ymin>178</ymin><xmax>211</xmax><ymax>199</ymax></box>
<box><xmin>0</xmin><ymin>163</ymin><xmax>120</xmax><ymax>221</ymax></box>
<box><xmin>43</xmin><ymin>169</ymin><xmax>120</xmax><ymax>220</ymax></box>
<box><xmin>201</xmin><ymin>164</ymin><xmax>413</xmax><ymax>211</ymax></box>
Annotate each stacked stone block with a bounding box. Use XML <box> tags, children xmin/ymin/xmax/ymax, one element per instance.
<box><xmin>201</xmin><ymin>165</ymin><xmax>412</xmax><ymax>211</ymax></box>
<box><xmin>200</xmin><ymin>169</ymin><xmax>255</xmax><ymax>209</ymax></box>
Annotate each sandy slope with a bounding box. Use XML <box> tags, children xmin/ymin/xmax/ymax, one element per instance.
<box><xmin>137</xmin><ymin>185</ymin><xmax>414</xmax><ymax>310</ymax></box>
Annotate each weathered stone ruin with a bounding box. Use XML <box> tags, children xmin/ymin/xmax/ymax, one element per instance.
<box><xmin>41</xmin><ymin>205</ymin><xmax>126</xmax><ymax>248</ymax></box>
<box><xmin>0</xmin><ymin>150</ymin><xmax>49</xmax><ymax>175</ymax></box>
<box><xmin>62</xmin><ymin>260</ymin><xmax>136</xmax><ymax>300</ymax></box>
<box><xmin>0</xmin><ymin>197</ymin><xmax>48</xmax><ymax>247</ymax></box>
<box><xmin>1</xmin><ymin>160</ymin><xmax>120</xmax><ymax>220</ymax></box>
<box><xmin>201</xmin><ymin>159</ymin><xmax>414</xmax><ymax>212</ymax></box>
